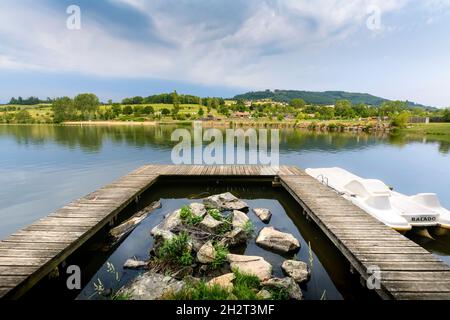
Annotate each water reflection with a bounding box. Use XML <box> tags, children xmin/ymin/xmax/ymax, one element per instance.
<box><xmin>1</xmin><ymin>124</ymin><xmax>448</xmax><ymax>154</ymax></box>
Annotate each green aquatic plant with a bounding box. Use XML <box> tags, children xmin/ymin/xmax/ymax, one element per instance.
<box><xmin>267</xmin><ymin>287</ymin><xmax>289</xmax><ymax>300</ymax></box>
<box><xmin>308</xmin><ymin>241</ymin><xmax>314</xmax><ymax>271</ymax></box>
<box><xmin>112</xmin><ymin>292</ymin><xmax>132</xmax><ymax>300</ymax></box>
<box><xmin>167</xmin><ymin>281</ymin><xmax>231</xmax><ymax>300</ymax></box>
<box><xmin>243</xmin><ymin>220</ymin><xmax>255</xmax><ymax>237</ymax></box>
<box><xmin>232</xmin><ymin>269</ymin><xmax>261</xmax><ymax>300</ymax></box>
<box><xmin>207</xmin><ymin>209</ymin><xmax>233</xmax><ymax>235</ymax></box>
<box><xmin>211</xmin><ymin>243</ymin><xmax>229</xmax><ymax>269</ymax></box>
<box><xmin>166</xmin><ymin>269</ymin><xmax>264</xmax><ymax>300</ymax></box>
<box><xmin>180</xmin><ymin>205</ymin><xmax>204</xmax><ymax>226</ymax></box>
<box><xmin>208</xmin><ymin>208</ymin><xmax>222</xmax><ymax>221</ymax></box>
<box><xmin>91</xmin><ymin>261</ymin><xmax>124</xmax><ymax>300</ymax></box>
<box><xmin>158</xmin><ymin>232</ymin><xmax>193</xmax><ymax>266</ymax></box>
<box><xmin>106</xmin><ymin>261</ymin><xmax>119</xmax><ymax>282</ymax></box>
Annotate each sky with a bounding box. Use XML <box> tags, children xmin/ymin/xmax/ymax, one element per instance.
<box><xmin>1</xmin><ymin>0</ymin><xmax>450</xmax><ymax>107</ymax></box>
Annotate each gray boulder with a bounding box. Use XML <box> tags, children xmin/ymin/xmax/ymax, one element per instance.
<box><xmin>197</xmin><ymin>241</ymin><xmax>216</xmax><ymax>264</ymax></box>
<box><xmin>150</xmin><ymin>209</ymin><xmax>182</xmax><ymax>241</ymax></box>
<box><xmin>204</xmin><ymin>193</ymin><xmax>248</xmax><ymax>211</ymax></box>
<box><xmin>253</xmin><ymin>208</ymin><xmax>272</xmax><ymax>223</ymax></box>
<box><xmin>189</xmin><ymin>203</ymin><xmax>207</xmax><ymax>217</ymax></box>
<box><xmin>256</xmin><ymin>289</ymin><xmax>272</xmax><ymax>300</ymax></box>
<box><xmin>220</xmin><ymin>228</ymin><xmax>248</xmax><ymax>247</ymax></box>
<box><xmin>123</xmin><ymin>259</ymin><xmax>147</xmax><ymax>269</ymax></box>
<box><xmin>117</xmin><ymin>271</ymin><xmax>184</xmax><ymax>300</ymax></box>
<box><xmin>262</xmin><ymin>277</ymin><xmax>303</xmax><ymax>300</ymax></box>
<box><xmin>256</xmin><ymin>227</ymin><xmax>300</xmax><ymax>253</ymax></box>
<box><xmin>208</xmin><ymin>273</ymin><xmax>235</xmax><ymax>291</ymax></box>
<box><xmin>232</xmin><ymin>210</ymin><xmax>249</xmax><ymax>229</ymax></box>
<box><xmin>281</xmin><ymin>260</ymin><xmax>310</xmax><ymax>283</ymax></box>
<box><xmin>227</xmin><ymin>254</ymin><xmax>272</xmax><ymax>281</ymax></box>
<box><xmin>199</xmin><ymin>214</ymin><xmax>224</xmax><ymax>233</ymax></box>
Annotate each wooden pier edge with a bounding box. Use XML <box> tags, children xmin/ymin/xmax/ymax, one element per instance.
<box><xmin>0</xmin><ymin>164</ymin><xmax>449</xmax><ymax>300</ymax></box>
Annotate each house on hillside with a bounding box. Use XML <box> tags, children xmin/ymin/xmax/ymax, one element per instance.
<box><xmin>232</xmin><ymin>111</ymin><xmax>251</xmax><ymax>119</ymax></box>
<box><xmin>409</xmin><ymin>116</ymin><xmax>430</xmax><ymax>124</ymax></box>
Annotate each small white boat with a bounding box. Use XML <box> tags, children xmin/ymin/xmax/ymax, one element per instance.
<box><xmin>305</xmin><ymin>167</ymin><xmax>449</xmax><ymax>234</ymax></box>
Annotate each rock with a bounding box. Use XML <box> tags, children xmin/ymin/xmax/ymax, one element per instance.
<box><xmin>232</xmin><ymin>210</ymin><xmax>249</xmax><ymax>229</ymax></box>
<box><xmin>117</xmin><ymin>271</ymin><xmax>185</xmax><ymax>300</ymax></box>
<box><xmin>256</xmin><ymin>289</ymin><xmax>272</xmax><ymax>300</ymax></box>
<box><xmin>208</xmin><ymin>273</ymin><xmax>235</xmax><ymax>291</ymax></box>
<box><xmin>227</xmin><ymin>254</ymin><xmax>272</xmax><ymax>281</ymax></box>
<box><xmin>199</xmin><ymin>214</ymin><xmax>224</xmax><ymax>233</ymax></box>
<box><xmin>110</xmin><ymin>201</ymin><xmax>161</xmax><ymax>242</ymax></box>
<box><xmin>189</xmin><ymin>203</ymin><xmax>207</xmax><ymax>217</ymax></box>
<box><xmin>204</xmin><ymin>193</ymin><xmax>248</xmax><ymax>211</ymax></box>
<box><xmin>197</xmin><ymin>241</ymin><xmax>216</xmax><ymax>264</ymax></box>
<box><xmin>256</xmin><ymin>227</ymin><xmax>300</xmax><ymax>253</ymax></box>
<box><xmin>150</xmin><ymin>209</ymin><xmax>182</xmax><ymax>240</ymax></box>
<box><xmin>172</xmin><ymin>266</ymin><xmax>194</xmax><ymax>280</ymax></box>
<box><xmin>123</xmin><ymin>259</ymin><xmax>147</xmax><ymax>269</ymax></box>
<box><xmin>220</xmin><ymin>228</ymin><xmax>248</xmax><ymax>247</ymax></box>
<box><xmin>253</xmin><ymin>208</ymin><xmax>272</xmax><ymax>223</ymax></box>
<box><xmin>151</xmin><ymin>229</ymin><xmax>175</xmax><ymax>242</ymax></box>
<box><xmin>281</xmin><ymin>260</ymin><xmax>310</xmax><ymax>284</ymax></box>
<box><xmin>183</xmin><ymin>275</ymin><xmax>201</xmax><ymax>286</ymax></box>
<box><xmin>262</xmin><ymin>277</ymin><xmax>303</xmax><ymax>300</ymax></box>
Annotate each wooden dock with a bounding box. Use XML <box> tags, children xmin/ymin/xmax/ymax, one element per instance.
<box><xmin>1</xmin><ymin>165</ymin><xmax>449</xmax><ymax>300</ymax></box>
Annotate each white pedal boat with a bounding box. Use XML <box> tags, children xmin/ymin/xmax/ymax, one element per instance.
<box><xmin>305</xmin><ymin>167</ymin><xmax>450</xmax><ymax>234</ymax></box>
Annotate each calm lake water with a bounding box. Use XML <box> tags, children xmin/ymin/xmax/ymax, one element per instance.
<box><xmin>1</xmin><ymin>124</ymin><xmax>449</xmax><ymax>267</ymax></box>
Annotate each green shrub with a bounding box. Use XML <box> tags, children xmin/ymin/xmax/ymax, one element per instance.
<box><xmin>158</xmin><ymin>232</ymin><xmax>193</xmax><ymax>266</ymax></box>
<box><xmin>211</xmin><ymin>243</ymin><xmax>229</xmax><ymax>269</ymax></box>
<box><xmin>207</xmin><ymin>209</ymin><xmax>232</xmax><ymax>234</ymax></box>
<box><xmin>391</xmin><ymin>111</ymin><xmax>411</xmax><ymax>128</ymax></box>
<box><xmin>180</xmin><ymin>206</ymin><xmax>203</xmax><ymax>226</ymax></box>
<box><xmin>166</xmin><ymin>270</ymin><xmax>264</xmax><ymax>300</ymax></box>
<box><xmin>232</xmin><ymin>270</ymin><xmax>261</xmax><ymax>300</ymax></box>
<box><xmin>242</xmin><ymin>220</ymin><xmax>255</xmax><ymax>237</ymax></box>
<box><xmin>167</xmin><ymin>281</ymin><xmax>231</xmax><ymax>300</ymax></box>
<box><xmin>208</xmin><ymin>209</ymin><xmax>222</xmax><ymax>221</ymax></box>
<box><xmin>267</xmin><ymin>287</ymin><xmax>289</xmax><ymax>300</ymax></box>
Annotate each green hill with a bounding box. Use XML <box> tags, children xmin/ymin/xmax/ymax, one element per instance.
<box><xmin>233</xmin><ymin>90</ymin><xmax>432</xmax><ymax>109</ymax></box>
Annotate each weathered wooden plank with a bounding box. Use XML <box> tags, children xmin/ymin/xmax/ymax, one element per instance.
<box><xmin>383</xmin><ymin>281</ymin><xmax>450</xmax><ymax>292</ymax></box>
<box><xmin>0</xmin><ymin>266</ymin><xmax>37</xmax><ymax>276</ymax></box>
<box><xmin>24</xmin><ymin>225</ymin><xmax>91</xmax><ymax>233</ymax></box>
<box><xmin>356</xmin><ymin>253</ymin><xmax>441</xmax><ymax>263</ymax></box>
<box><xmin>393</xmin><ymin>292</ymin><xmax>450</xmax><ymax>300</ymax></box>
<box><xmin>0</xmin><ymin>257</ymin><xmax>50</xmax><ymax>266</ymax></box>
<box><xmin>350</xmin><ymin>246</ymin><xmax>429</xmax><ymax>254</ymax></box>
<box><xmin>380</xmin><ymin>271</ymin><xmax>450</xmax><ymax>281</ymax></box>
<box><xmin>0</xmin><ymin>241</ymin><xmax>68</xmax><ymax>251</ymax></box>
<box><xmin>4</xmin><ymin>235</ymin><xmax>75</xmax><ymax>244</ymax></box>
<box><xmin>0</xmin><ymin>249</ymin><xmax>58</xmax><ymax>259</ymax></box>
<box><xmin>362</xmin><ymin>261</ymin><xmax>450</xmax><ymax>271</ymax></box>
<box><xmin>0</xmin><ymin>276</ymin><xmax>28</xmax><ymax>287</ymax></box>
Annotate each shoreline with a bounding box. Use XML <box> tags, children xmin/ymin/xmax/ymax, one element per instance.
<box><xmin>63</xmin><ymin>121</ymin><xmax>158</xmax><ymax>126</ymax></box>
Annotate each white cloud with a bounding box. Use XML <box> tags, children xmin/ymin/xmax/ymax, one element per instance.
<box><xmin>0</xmin><ymin>0</ymin><xmax>445</xmax><ymax>94</ymax></box>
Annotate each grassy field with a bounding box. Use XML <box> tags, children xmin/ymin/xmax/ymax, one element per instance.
<box><xmin>1</xmin><ymin>103</ymin><xmax>220</xmax><ymax>123</ymax></box>
<box><xmin>401</xmin><ymin>123</ymin><xmax>450</xmax><ymax>142</ymax></box>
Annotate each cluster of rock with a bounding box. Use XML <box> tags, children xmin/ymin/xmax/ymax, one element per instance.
<box><xmin>119</xmin><ymin>192</ymin><xmax>311</xmax><ymax>300</ymax></box>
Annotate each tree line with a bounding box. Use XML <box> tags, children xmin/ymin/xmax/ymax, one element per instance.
<box><xmin>8</xmin><ymin>96</ymin><xmax>53</xmax><ymax>105</ymax></box>
<box><xmin>121</xmin><ymin>92</ymin><xmax>225</xmax><ymax>107</ymax></box>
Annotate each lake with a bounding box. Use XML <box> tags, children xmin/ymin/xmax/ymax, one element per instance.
<box><xmin>1</xmin><ymin>124</ymin><xmax>449</xmax><ymax>270</ymax></box>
